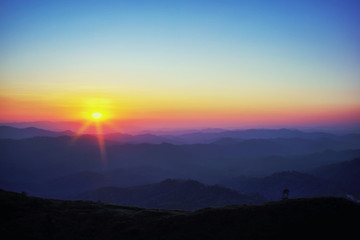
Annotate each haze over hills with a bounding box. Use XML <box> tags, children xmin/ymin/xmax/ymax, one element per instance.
<box><xmin>72</xmin><ymin>179</ymin><xmax>265</xmax><ymax>210</ymax></box>
<box><xmin>221</xmin><ymin>171</ymin><xmax>341</xmax><ymax>200</ymax></box>
<box><xmin>312</xmin><ymin>157</ymin><xmax>360</xmax><ymax>198</ymax></box>
<box><xmin>220</xmin><ymin>158</ymin><xmax>360</xmax><ymax>200</ymax></box>
<box><xmin>0</xmin><ymin>126</ymin><xmax>75</xmax><ymax>139</ymax></box>
<box><xmin>2</xmin><ymin>125</ymin><xmax>360</xmax><ymax>144</ymax></box>
<box><xmin>66</xmin><ymin>158</ymin><xmax>360</xmax><ymax>207</ymax></box>
<box><xmin>0</xmin><ymin>126</ymin><xmax>360</xmax><ymax>209</ymax></box>
<box><xmin>1</xmin><ymin>125</ymin><xmax>360</xmax><ymax>208</ymax></box>
<box><xmin>1</xmin><ymin>135</ymin><xmax>359</xmax><ymax>181</ymax></box>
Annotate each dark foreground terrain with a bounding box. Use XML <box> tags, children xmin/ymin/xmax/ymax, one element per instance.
<box><xmin>1</xmin><ymin>189</ymin><xmax>359</xmax><ymax>240</ymax></box>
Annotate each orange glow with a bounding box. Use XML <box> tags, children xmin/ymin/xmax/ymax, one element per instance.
<box><xmin>69</xmin><ymin>101</ymin><xmax>112</xmax><ymax>165</ymax></box>
<box><xmin>0</xmin><ymin>93</ymin><xmax>360</xmax><ymax>131</ymax></box>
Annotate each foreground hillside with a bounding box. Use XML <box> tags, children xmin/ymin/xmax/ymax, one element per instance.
<box><xmin>1</xmin><ymin>189</ymin><xmax>359</xmax><ymax>240</ymax></box>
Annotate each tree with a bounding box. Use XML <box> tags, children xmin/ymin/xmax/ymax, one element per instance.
<box><xmin>282</xmin><ymin>188</ymin><xmax>289</xmax><ymax>200</ymax></box>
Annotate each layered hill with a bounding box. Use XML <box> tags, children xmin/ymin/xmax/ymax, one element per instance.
<box><xmin>0</xmin><ymin>126</ymin><xmax>74</xmax><ymax>139</ymax></box>
<box><xmin>221</xmin><ymin>157</ymin><xmax>360</xmax><ymax>200</ymax></box>
<box><xmin>72</xmin><ymin>179</ymin><xmax>265</xmax><ymax>210</ymax></box>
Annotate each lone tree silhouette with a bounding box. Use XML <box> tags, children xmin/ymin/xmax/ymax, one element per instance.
<box><xmin>282</xmin><ymin>188</ymin><xmax>290</xmax><ymax>200</ymax></box>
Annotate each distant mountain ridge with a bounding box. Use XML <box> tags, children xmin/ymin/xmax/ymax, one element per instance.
<box><xmin>72</xmin><ymin>179</ymin><xmax>265</xmax><ymax>210</ymax></box>
<box><xmin>0</xmin><ymin>126</ymin><xmax>74</xmax><ymax>139</ymax></box>
<box><xmin>104</xmin><ymin>132</ymin><xmax>180</xmax><ymax>144</ymax></box>
<box><xmin>176</xmin><ymin>128</ymin><xmax>337</xmax><ymax>143</ymax></box>
<box><xmin>220</xmin><ymin>171</ymin><xmax>341</xmax><ymax>200</ymax></box>
<box><xmin>221</xmin><ymin>157</ymin><xmax>360</xmax><ymax>200</ymax></box>
<box><xmin>1</xmin><ymin>125</ymin><xmax>360</xmax><ymax>206</ymax></box>
<box><xmin>1</xmin><ymin>133</ymin><xmax>360</xmax><ymax>196</ymax></box>
<box><xmin>3</xmin><ymin>125</ymin><xmax>358</xmax><ymax>145</ymax></box>
<box><xmin>313</xmin><ymin>157</ymin><xmax>360</xmax><ymax>198</ymax></box>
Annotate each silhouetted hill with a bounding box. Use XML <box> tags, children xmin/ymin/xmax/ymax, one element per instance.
<box><xmin>0</xmin><ymin>126</ymin><xmax>74</xmax><ymax>139</ymax></box>
<box><xmin>42</xmin><ymin>168</ymin><xmax>173</xmax><ymax>198</ymax></box>
<box><xmin>72</xmin><ymin>179</ymin><xmax>265</xmax><ymax>210</ymax></box>
<box><xmin>1</xmin><ymin>189</ymin><xmax>359</xmax><ymax>240</ymax></box>
<box><xmin>1</xmin><ymin>133</ymin><xmax>360</xmax><ymax>197</ymax></box>
<box><xmin>221</xmin><ymin>157</ymin><xmax>360</xmax><ymax>201</ymax></box>
<box><xmin>105</xmin><ymin>133</ymin><xmax>180</xmax><ymax>144</ymax></box>
<box><xmin>313</xmin><ymin>158</ymin><xmax>360</xmax><ymax>198</ymax></box>
<box><xmin>2</xmin><ymin>126</ymin><xmax>360</xmax><ymax>148</ymax></box>
<box><xmin>220</xmin><ymin>171</ymin><xmax>341</xmax><ymax>200</ymax></box>
<box><xmin>0</xmin><ymin>136</ymin><xmax>102</xmax><ymax>181</ymax></box>
<box><xmin>177</xmin><ymin>128</ymin><xmax>337</xmax><ymax>143</ymax></box>
<box><xmin>217</xmin><ymin>149</ymin><xmax>360</xmax><ymax>177</ymax></box>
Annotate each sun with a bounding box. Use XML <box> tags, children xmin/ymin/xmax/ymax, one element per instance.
<box><xmin>91</xmin><ymin>112</ymin><xmax>103</xmax><ymax>120</ymax></box>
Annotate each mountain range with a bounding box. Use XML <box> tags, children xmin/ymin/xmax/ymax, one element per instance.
<box><xmin>2</xmin><ymin>125</ymin><xmax>360</xmax><ymax>145</ymax></box>
<box><xmin>1</xmin><ymin>125</ymin><xmax>360</xmax><ymax>209</ymax></box>
<box><xmin>71</xmin><ymin>179</ymin><xmax>265</xmax><ymax>210</ymax></box>
<box><xmin>0</xmin><ymin>126</ymin><xmax>74</xmax><ymax>139</ymax></box>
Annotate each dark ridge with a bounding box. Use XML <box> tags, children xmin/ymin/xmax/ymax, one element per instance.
<box><xmin>1</xmin><ymin>189</ymin><xmax>359</xmax><ymax>240</ymax></box>
<box><xmin>0</xmin><ymin>125</ymin><xmax>74</xmax><ymax>139</ymax></box>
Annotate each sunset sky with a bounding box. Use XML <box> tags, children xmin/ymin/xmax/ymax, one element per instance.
<box><xmin>1</xmin><ymin>0</ymin><xmax>359</xmax><ymax>131</ymax></box>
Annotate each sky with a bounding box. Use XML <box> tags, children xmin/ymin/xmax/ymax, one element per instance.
<box><xmin>0</xmin><ymin>0</ymin><xmax>359</xmax><ymax>131</ymax></box>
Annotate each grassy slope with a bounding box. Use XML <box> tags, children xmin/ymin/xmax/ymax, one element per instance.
<box><xmin>1</xmin><ymin>189</ymin><xmax>359</xmax><ymax>240</ymax></box>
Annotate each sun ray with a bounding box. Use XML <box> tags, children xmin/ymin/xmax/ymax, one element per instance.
<box><xmin>70</xmin><ymin>111</ymin><xmax>109</xmax><ymax>168</ymax></box>
<box><xmin>95</xmin><ymin>120</ymin><xmax>107</xmax><ymax>165</ymax></box>
<box><xmin>70</xmin><ymin>120</ymin><xmax>92</xmax><ymax>144</ymax></box>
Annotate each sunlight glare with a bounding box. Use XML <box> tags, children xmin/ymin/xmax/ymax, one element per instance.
<box><xmin>91</xmin><ymin>112</ymin><xmax>103</xmax><ymax>119</ymax></box>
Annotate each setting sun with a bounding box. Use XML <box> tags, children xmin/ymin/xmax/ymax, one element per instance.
<box><xmin>91</xmin><ymin>112</ymin><xmax>103</xmax><ymax>119</ymax></box>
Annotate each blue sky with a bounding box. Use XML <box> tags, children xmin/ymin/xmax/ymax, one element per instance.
<box><xmin>0</xmin><ymin>0</ymin><xmax>359</xmax><ymax>127</ymax></box>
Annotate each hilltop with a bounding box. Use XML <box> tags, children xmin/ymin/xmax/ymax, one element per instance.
<box><xmin>72</xmin><ymin>179</ymin><xmax>265</xmax><ymax>210</ymax></box>
<box><xmin>1</xmin><ymin>189</ymin><xmax>359</xmax><ymax>240</ymax></box>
